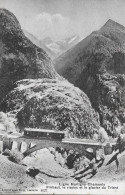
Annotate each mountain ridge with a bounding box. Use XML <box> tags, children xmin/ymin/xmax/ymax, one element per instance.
<box><xmin>54</xmin><ymin>19</ymin><xmax>125</xmax><ymax>137</ymax></box>
<box><xmin>100</xmin><ymin>19</ymin><xmax>125</xmax><ymax>32</ymax></box>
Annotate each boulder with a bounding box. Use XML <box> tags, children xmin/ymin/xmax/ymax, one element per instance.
<box><xmin>0</xmin><ymin>79</ymin><xmax>100</xmax><ymax>138</ymax></box>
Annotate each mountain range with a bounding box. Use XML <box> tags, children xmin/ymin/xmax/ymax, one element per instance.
<box><xmin>24</xmin><ymin>30</ymin><xmax>80</xmax><ymax>59</ymax></box>
<box><xmin>2</xmin><ymin>8</ymin><xmax>125</xmax><ymax>138</ymax></box>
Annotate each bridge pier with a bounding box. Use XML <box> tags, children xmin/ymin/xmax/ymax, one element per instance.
<box><xmin>11</xmin><ymin>141</ymin><xmax>18</xmax><ymax>151</ymax></box>
<box><xmin>0</xmin><ymin>134</ymin><xmax>3</xmax><ymax>153</ymax></box>
<box><xmin>3</xmin><ymin>136</ymin><xmax>11</xmax><ymax>151</ymax></box>
<box><xmin>30</xmin><ymin>142</ymin><xmax>36</xmax><ymax>148</ymax></box>
<box><xmin>20</xmin><ymin>141</ymin><xmax>30</xmax><ymax>153</ymax></box>
<box><xmin>17</xmin><ymin>142</ymin><xmax>21</xmax><ymax>151</ymax></box>
<box><xmin>0</xmin><ymin>141</ymin><xmax>3</xmax><ymax>153</ymax></box>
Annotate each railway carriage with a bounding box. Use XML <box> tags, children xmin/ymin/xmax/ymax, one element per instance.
<box><xmin>24</xmin><ymin>128</ymin><xmax>65</xmax><ymax>140</ymax></box>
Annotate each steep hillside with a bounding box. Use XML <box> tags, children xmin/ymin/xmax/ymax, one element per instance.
<box><xmin>0</xmin><ymin>9</ymin><xmax>58</xmax><ymax>102</ymax></box>
<box><xmin>54</xmin><ymin>19</ymin><xmax>125</xmax><ymax>137</ymax></box>
<box><xmin>0</xmin><ymin>79</ymin><xmax>100</xmax><ymax>138</ymax></box>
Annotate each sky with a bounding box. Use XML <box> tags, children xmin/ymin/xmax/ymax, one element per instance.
<box><xmin>1</xmin><ymin>0</ymin><xmax>125</xmax><ymax>41</ymax></box>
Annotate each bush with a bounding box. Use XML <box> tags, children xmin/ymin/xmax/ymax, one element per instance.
<box><xmin>98</xmin><ymin>127</ymin><xmax>109</xmax><ymax>143</ymax></box>
<box><xmin>0</xmin><ymin>112</ymin><xmax>16</xmax><ymax>133</ymax></box>
<box><xmin>8</xmin><ymin>149</ymin><xmax>24</xmax><ymax>163</ymax></box>
<box><xmin>2</xmin><ymin>148</ymin><xmax>12</xmax><ymax>156</ymax></box>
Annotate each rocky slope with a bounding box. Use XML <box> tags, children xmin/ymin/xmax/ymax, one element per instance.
<box><xmin>0</xmin><ymin>9</ymin><xmax>58</xmax><ymax>102</ymax></box>
<box><xmin>54</xmin><ymin>19</ymin><xmax>125</xmax><ymax>137</ymax></box>
<box><xmin>0</xmin><ymin>154</ymin><xmax>46</xmax><ymax>190</ymax></box>
<box><xmin>92</xmin><ymin>151</ymin><xmax>125</xmax><ymax>182</ymax></box>
<box><xmin>0</xmin><ymin>78</ymin><xmax>99</xmax><ymax>138</ymax></box>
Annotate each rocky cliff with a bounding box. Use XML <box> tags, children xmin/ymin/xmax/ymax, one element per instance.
<box><xmin>0</xmin><ymin>9</ymin><xmax>57</xmax><ymax>102</ymax></box>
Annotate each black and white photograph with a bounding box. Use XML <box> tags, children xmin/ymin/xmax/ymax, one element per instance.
<box><xmin>0</xmin><ymin>0</ymin><xmax>125</xmax><ymax>194</ymax></box>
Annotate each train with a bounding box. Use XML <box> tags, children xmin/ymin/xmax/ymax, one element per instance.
<box><xmin>24</xmin><ymin>128</ymin><xmax>65</xmax><ymax>140</ymax></box>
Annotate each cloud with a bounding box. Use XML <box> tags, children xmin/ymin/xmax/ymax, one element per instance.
<box><xmin>24</xmin><ymin>12</ymin><xmax>72</xmax><ymax>40</ymax></box>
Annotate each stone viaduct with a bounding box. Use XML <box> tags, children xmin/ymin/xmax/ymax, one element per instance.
<box><xmin>0</xmin><ymin>134</ymin><xmax>114</xmax><ymax>157</ymax></box>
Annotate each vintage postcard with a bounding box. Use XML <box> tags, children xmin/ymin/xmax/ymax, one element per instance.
<box><xmin>0</xmin><ymin>0</ymin><xmax>125</xmax><ymax>194</ymax></box>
